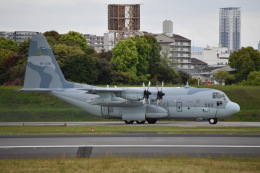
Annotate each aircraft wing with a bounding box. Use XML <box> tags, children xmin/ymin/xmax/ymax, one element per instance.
<box><xmin>79</xmin><ymin>88</ymin><xmax>127</xmax><ymax>106</ymax></box>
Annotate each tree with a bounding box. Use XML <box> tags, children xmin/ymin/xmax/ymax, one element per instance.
<box><xmin>229</xmin><ymin>47</ymin><xmax>260</xmax><ymax>82</ymax></box>
<box><xmin>143</xmin><ymin>34</ymin><xmax>162</xmax><ymax>78</ymax></box>
<box><xmin>53</xmin><ymin>44</ymin><xmax>85</xmax><ymax>66</ymax></box>
<box><xmin>96</xmin><ymin>50</ymin><xmax>113</xmax><ymax>84</ymax></box>
<box><xmin>214</xmin><ymin>70</ymin><xmax>228</xmax><ymax>85</ymax></box>
<box><xmin>0</xmin><ymin>38</ymin><xmax>19</xmax><ymax>53</ymax></box>
<box><xmin>214</xmin><ymin>70</ymin><xmax>235</xmax><ymax>85</ymax></box>
<box><xmin>18</xmin><ymin>39</ymin><xmax>31</xmax><ymax>56</ymax></box>
<box><xmin>241</xmin><ymin>70</ymin><xmax>260</xmax><ymax>86</ymax></box>
<box><xmin>2</xmin><ymin>54</ymin><xmax>26</xmax><ymax>85</ymax></box>
<box><xmin>44</xmin><ymin>30</ymin><xmax>60</xmax><ymax>39</ymax></box>
<box><xmin>59</xmin><ymin>31</ymin><xmax>88</xmax><ymax>50</ymax></box>
<box><xmin>130</xmin><ymin>37</ymin><xmax>151</xmax><ymax>77</ymax></box>
<box><xmin>61</xmin><ymin>55</ymin><xmax>98</xmax><ymax>84</ymax></box>
<box><xmin>111</xmin><ymin>39</ymin><xmax>139</xmax><ymax>83</ymax></box>
<box><xmin>178</xmin><ymin>71</ymin><xmax>191</xmax><ymax>85</ymax></box>
<box><xmin>3</xmin><ymin>54</ymin><xmax>24</xmax><ymax>70</ymax></box>
<box><xmin>0</xmin><ymin>48</ymin><xmax>16</xmax><ymax>74</ymax></box>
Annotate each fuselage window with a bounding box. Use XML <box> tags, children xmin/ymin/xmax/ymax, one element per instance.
<box><xmin>217</xmin><ymin>101</ymin><xmax>223</xmax><ymax>106</ymax></box>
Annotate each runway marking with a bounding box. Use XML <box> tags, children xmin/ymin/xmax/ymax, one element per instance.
<box><xmin>0</xmin><ymin>145</ymin><xmax>260</xmax><ymax>148</ymax></box>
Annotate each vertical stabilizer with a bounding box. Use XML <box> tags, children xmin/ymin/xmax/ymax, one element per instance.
<box><xmin>24</xmin><ymin>34</ymin><xmax>73</xmax><ymax>88</ymax></box>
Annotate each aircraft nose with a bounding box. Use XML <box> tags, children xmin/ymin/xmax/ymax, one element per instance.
<box><xmin>226</xmin><ymin>102</ymin><xmax>240</xmax><ymax>115</ymax></box>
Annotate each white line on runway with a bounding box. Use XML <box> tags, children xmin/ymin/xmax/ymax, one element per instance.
<box><xmin>0</xmin><ymin>145</ymin><xmax>260</xmax><ymax>148</ymax></box>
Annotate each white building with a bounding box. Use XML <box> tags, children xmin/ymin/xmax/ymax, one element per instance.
<box><xmin>0</xmin><ymin>31</ymin><xmax>39</xmax><ymax>43</ymax></box>
<box><xmin>219</xmin><ymin>7</ymin><xmax>241</xmax><ymax>52</ymax></box>
<box><xmin>153</xmin><ymin>20</ymin><xmax>191</xmax><ymax>69</ymax></box>
<box><xmin>104</xmin><ymin>33</ymin><xmax>116</xmax><ymax>51</ymax></box>
<box><xmin>191</xmin><ymin>46</ymin><xmax>230</xmax><ymax>66</ymax></box>
<box><xmin>84</xmin><ymin>34</ymin><xmax>104</xmax><ymax>52</ymax></box>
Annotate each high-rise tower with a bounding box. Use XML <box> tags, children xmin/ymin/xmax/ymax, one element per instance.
<box><xmin>219</xmin><ymin>7</ymin><xmax>241</xmax><ymax>52</ymax></box>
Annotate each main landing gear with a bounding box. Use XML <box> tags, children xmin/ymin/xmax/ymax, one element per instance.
<box><xmin>124</xmin><ymin>119</ymin><xmax>158</xmax><ymax>124</ymax></box>
<box><xmin>208</xmin><ymin>118</ymin><xmax>218</xmax><ymax>124</ymax></box>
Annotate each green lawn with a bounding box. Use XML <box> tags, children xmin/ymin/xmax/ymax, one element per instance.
<box><xmin>0</xmin><ymin>126</ymin><xmax>259</xmax><ymax>135</ymax></box>
<box><xmin>0</xmin><ymin>157</ymin><xmax>259</xmax><ymax>173</ymax></box>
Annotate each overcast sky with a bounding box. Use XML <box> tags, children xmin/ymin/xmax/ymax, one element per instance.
<box><xmin>1</xmin><ymin>0</ymin><xmax>259</xmax><ymax>49</ymax></box>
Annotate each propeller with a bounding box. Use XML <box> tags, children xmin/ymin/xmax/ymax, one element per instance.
<box><xmin>156</xmin><ymin>81</ymin><xmax>165</xmax><ymax>106</ymax></box>
<box><xmin>143</xmin><ymin>81</ymin><xmax>151</xmax><ymax>104</ymax></box>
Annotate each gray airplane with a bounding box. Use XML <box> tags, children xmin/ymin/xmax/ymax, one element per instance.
<box><xmin>18</xmin><ymin>34</ymin><xmax>240</xmax><ymax>124</ymax></box>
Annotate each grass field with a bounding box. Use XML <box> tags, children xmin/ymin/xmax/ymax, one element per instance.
<box><xmin>0</xmin><ymin>85</ymin><xmax>259</xmax><ymax>122</ymax></box>
<box><xmin>0</xmin><ymin>126</ymin><xmax>260</xmax><ymax>135</ymax></box>
<box><xmin>0</xmin><ymin>157</ymin><xmax>259</xmax><ymax>173</ymax></box>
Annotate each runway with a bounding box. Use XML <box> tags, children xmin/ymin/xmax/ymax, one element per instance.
<box><xmin>0</xmin><ymin>134</ymin><xmax>259</xmax><ymax>159</ymax></box>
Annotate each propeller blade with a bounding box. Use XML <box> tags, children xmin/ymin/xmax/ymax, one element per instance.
<box><xmin>156</xmin><ymin>99</ymin><xmax>160</xmax><ymax>106</ymax></box>
<box><xmin>161</xmin><ymin>81</ymin><xmax>164</xmax><ymax>91</ymax></box>
<box><xmin>156</xmin><ymin>81</ymin><xmax>159</xmax><ymax>91</ymax></box>
<box><xmin>143</xmin><ymin>82</ymin><xmax>151</xmax><ymax>104</ymax></box>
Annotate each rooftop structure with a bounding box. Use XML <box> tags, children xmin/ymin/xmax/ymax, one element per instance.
<box><xmin>163</xmin><ymin>20</ymin><xmax>173</xmax><ymax>34</ymax></box>
<box><xmin>108</xmin><ymin>4</ymin><xmax>140</xmax><ymax>41</ymax></box>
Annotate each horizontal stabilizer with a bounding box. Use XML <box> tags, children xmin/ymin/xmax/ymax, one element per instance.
<box><xmin>16</xmin><ymin>88</ymin><xmax>52</xmax><ymax>93</ymax></box>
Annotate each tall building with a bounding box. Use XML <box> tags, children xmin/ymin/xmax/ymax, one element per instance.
<box><xmin>219</xmin><ymin>7</ymin><xmax>241</xmax><ymax>52</ymax></box>
<box><xmin>258</xmin><ymin>41</ymin><xmax>260</xmax><ymax>51</ymax></box>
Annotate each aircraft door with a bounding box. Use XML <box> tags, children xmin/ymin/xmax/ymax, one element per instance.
<box><xmin>215</xmin><ymin>107</ymin><xmax>219</xmax><ymax>117</ymax></box>
<box><xmin>176</xmin><ymin>102</ymin><xmax>182</xmax><ymax>112</ymax></box>
<box><xmin>101</xmin><ymin>106</ymin><xmax>109</xmax><ymax>116</ymax></box>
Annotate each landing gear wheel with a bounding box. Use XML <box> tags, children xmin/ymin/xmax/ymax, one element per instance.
<box><xmin>124</xmin><ymin>120</ymin><xmax>134</xmax><ymax>124</ymax></box>
<box><xmin>208</xmin><ymin>118</ymin><xmax>218</xmax><ymax>124</ymax></box>
<box><xmin>146</xmin><ymin>119</ymin><xmax>158</xmax><ymax>124</ymax></box>
<box><xmin>136</xmin><ymin>120</ymin><xmax>146</xmax><ymax>124</ymax></box>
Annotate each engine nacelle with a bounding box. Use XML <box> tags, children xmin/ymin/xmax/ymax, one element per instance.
<box><xmin>120</xmin><ymin>89</ymin><xmax>144</xmax><ymax>101</ymax></box>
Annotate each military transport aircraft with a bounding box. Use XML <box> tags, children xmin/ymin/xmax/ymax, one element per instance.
<box><xmin>18</xmin><ymin>34</ymin><xmax>240</xmax><ymax>124</ymax></box>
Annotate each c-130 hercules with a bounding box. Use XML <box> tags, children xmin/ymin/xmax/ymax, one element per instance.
<box><xmin>18</xmin><ymin>34</ymin><xmax>240</xmax><ymax>124</ymax></box>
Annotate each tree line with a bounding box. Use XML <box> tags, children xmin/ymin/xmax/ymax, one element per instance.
<box><xmin>0</xmin><ymin>31</ymin><xmax>189</xmax><ymax>86</ymax></box>
<box><xmin>0</xmin><ymin>30</ymin><xmax>259</xmax><ymax>86</ymax></box>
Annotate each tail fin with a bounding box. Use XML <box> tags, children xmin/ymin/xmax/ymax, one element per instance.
<box><xmin>24</xmin><ymin>34</ymin><xmax>73</xmax><ymax>88</ymax></box>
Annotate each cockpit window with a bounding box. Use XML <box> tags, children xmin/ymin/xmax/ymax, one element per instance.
<box><xmin>213</xmin><ymin>92</ymin><xmax>222</xmax><ymax>99</ymax></box>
